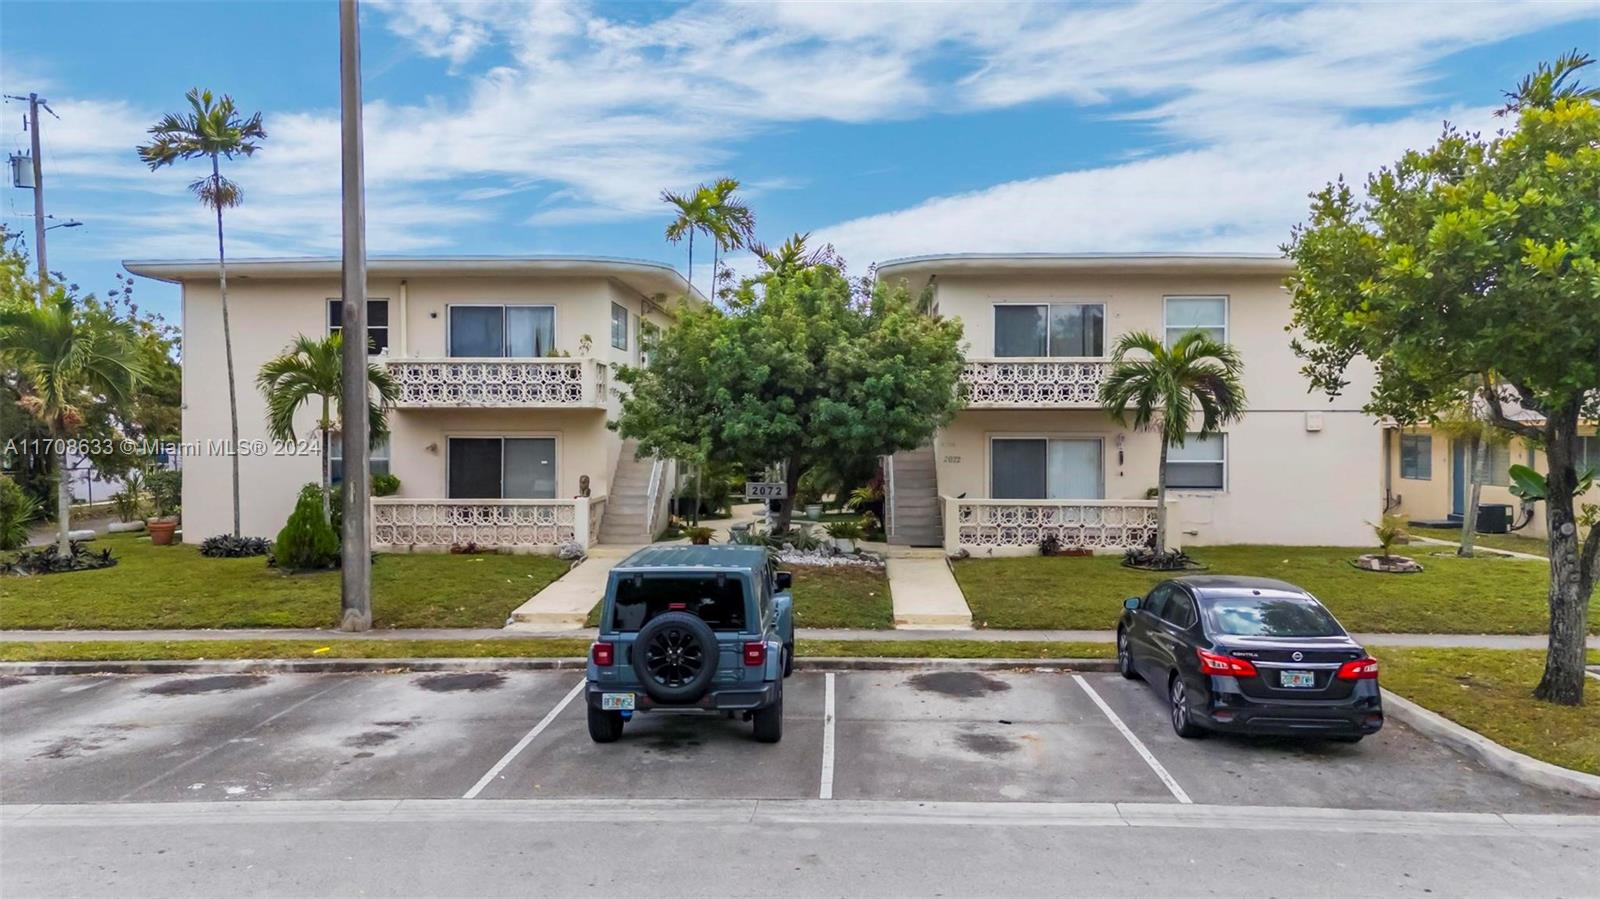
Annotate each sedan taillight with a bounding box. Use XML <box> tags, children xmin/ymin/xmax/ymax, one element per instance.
<box><xmin>591</xmin><ymin>641</ymin><xmax>615</xmax><ymax>667</ymax></box>
<box><xmin>1337</xmin><ymin>657</ymin><xmax>1380</xmax><ymax>680</ymax></box>
<box><xmin>1196</xmin><ymin>647</ymin><xmax>1257</xmax><ymax>678</ymax></box>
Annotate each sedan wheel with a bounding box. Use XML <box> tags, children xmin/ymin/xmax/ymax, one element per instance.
<box><xmin>1169</xmin><ymin>676</ymin><xmax>1205</xmax><ymax>739</ymax></box>
<box><xmin>1117</xmin><ymin>632</ymin><xmax>1139</xmax><ymax>680</ymax></box>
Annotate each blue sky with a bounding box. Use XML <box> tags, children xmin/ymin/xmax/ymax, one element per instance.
<box><xmin>2</xmin><ymin>0</ymin><xmax>1596</xmax><ymax>321</ymax></box>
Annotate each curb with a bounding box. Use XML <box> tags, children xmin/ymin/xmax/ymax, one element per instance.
<box><xmin>0</xmin><ymin>656</ymin><xmax>1118</xmax><ymax>677</ymax></box>
<box><xmin>1382</xmin><ymin>688</ymin><xmax>1600</xmax><ymax>801</ymax></box>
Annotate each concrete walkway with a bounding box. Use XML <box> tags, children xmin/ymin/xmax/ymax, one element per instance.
<box><xmin>882</xmin><ymin>548</ymin><xmax>973</xmax><ymax>629</ymax></box>
<box><xmin>503</xmin><ymin>545</ymin><xmax>642</xmax><ymax>630</ymax></box>
<box><xmin>1</xmin><ymin>627</ymin><xmax>1594</xmax><ymax>649</ymax></box>
<box><xmin>1408</xmin><ymin>535</ymin><xmax>1549</xmax><ymax>561</ymax></box>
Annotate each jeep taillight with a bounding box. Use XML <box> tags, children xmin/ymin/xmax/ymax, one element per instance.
<box><xmin>743</xmin><ymin>642</ymin><xmax>767</xmax><ymax>667</ymax></box>
<box><xmin>591</xmin><ymin>641</ymin><xmax>615</xmax><ymax>667</ymax></box>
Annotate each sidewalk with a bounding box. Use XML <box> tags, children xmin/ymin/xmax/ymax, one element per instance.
<box><xmin>1408</xmin><ymin>535</ymin><xmax>1549</xmax><ymax>562</ymax></box>
<box><xmin>503</xmin><ymin>545</ymin><xmax>642</xmax><ymax>630</ymax></box>
<box><xmin>2</xmin><ymin>627</ymin><xmax>1593</xmax><ymax>649</ymax></box>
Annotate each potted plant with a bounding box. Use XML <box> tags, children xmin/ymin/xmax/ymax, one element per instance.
<box><xmin>108</xmin><ymin>470</ymin><xmax>146</xmax><ymax>533</ymax></box>
<box><xmin>824</xmin><ymin>518</ymin><xmax>864</xmax><ymax>553</ymax></box>
<box><xmin>145</xmin><ymin>468</ymin><xmax>182</xmax><ymax>546</ymax></box>
<box><xmin>685</xmin><ymin>525</ymin><xmax>715</xmax><ymax>546</ymax></box>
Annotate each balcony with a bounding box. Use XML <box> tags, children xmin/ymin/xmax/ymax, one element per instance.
<box><xmin>943</xmin><ymin>496</ymin><xmax>1174</xmax><ymax>556</ymax></box>
<box><xmin>960</xmin><ymin>358</ymin><xmax>1110</xmax><ymax>408</ymax></box>
<box><xmin>371</xmin><ymin>496</ymin><xmax>607</xmax><ymax>553</ymax></box>
<box><xmin>386</xmin><ymin>358</ymin><xmax>608</xmax><ymax>409</ymax></box>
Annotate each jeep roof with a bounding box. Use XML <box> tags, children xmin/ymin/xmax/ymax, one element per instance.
<box><xmin>610</xmin><ymin>544</ymin><xmax>771</xmax><ymax>573</ymax></box>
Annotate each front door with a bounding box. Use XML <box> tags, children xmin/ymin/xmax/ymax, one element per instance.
<box><xmin>1451</xmin><ymin>440</ymin><xmax>1467</xmax><ymax>517</ymax></box>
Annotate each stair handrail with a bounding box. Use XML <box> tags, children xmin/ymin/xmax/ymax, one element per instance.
<box><xmin>643</xmin><ymin>455</ymin><xmax>667</xmax><ymax>539</ymax></box>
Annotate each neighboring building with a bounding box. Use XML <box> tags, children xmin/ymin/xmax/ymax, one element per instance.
<box><xmin>875</xmin><ymin>254</ymin><xmax>1382</xmax><ymax>556</ymax></box>
<box><xmin>122</xmin><ymin>256</ymin><xmax>696</xmax><ymax>553</ymax></box>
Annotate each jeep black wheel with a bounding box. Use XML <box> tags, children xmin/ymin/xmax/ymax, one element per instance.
<box><xmin>782</xmin><ymin>642</ymin><xmax>794</xmax><ymax>678</ymax></box>
<box><xmin>631</xmin><ymin>611</ymin><xmax>719</xmax><ymax>704</ymax></box>
<box><xmin>587</xmin><ymin>706</ymin><xmax>624</xmax><ymax>743</ymax></box>
<box><xmin>753</xmin><ymin>680</ymin><xmax>783</xmax><ymax>743</ymax></box>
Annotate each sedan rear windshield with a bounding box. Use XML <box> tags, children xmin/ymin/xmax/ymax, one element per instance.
<box><xmin>611</xmin><ymin>575</ymin><xmax>747</xmax><ymax>632</ymax></box>
<box><xmin>1203</xmin><ymin>596</ymin><xmax>1343</xmax><ymax>637</ymax></box>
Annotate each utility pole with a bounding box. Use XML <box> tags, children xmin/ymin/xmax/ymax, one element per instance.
<box><xmin>6</xmin><ymin>92</ymin><xmax>52</xmax><ymax>301</ymax></box>
<box><xmin>338</xmin><ymin>0</ymin><xmax>372</xmax><ymax>631</ymax></box>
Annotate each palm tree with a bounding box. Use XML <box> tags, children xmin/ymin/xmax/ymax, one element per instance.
<box><xmin>1100</xmin><ymin>331</ymin><xmax>1247</xmax><ymax>553</ymax></box>
<box><xmin>661</xmin><ymin>177</ymin><xmax>755</xmax><ymax>296</ymax></box>
<box><xmin>0</xmin><ymin>297</ymin><xmax>141</xmax><ymax>555</ymax></box>
<box><xmin>138</xmin><ymin>88</ymin><xmax>266</xmax><ymax>538</ymax></box>
<box><xmin>257</xmin><ymin>332</ymin><xmax>398</xmax><ymax>521</ymax></box>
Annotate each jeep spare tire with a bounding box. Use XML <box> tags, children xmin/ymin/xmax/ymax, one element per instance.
<box><xmin>632</xmin><ymin>611</ymin><xmax>719</xmax><ymax>704</ymax></box>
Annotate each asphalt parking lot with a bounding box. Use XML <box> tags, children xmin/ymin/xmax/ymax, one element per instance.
<box><xmin>1</xmin><ymin>669</ymin><xmax>1594</xmax><ymax>813</ymax></box>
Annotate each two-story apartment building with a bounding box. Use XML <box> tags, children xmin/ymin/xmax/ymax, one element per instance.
<box><xmin>875</xmin><ymin>254</ymin><xmax>1382</xmax><ymax>555</ymax></box>
<box><xmin>122</xmin><ymin>256</ymin><xmax>697</xmax><ymax>553</ymax></box>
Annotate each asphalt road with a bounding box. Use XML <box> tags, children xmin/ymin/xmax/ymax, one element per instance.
<box><xmin>2</xmin><ymin>669</ymin><xmax>1596</xmax><ymax>897</ymax></box>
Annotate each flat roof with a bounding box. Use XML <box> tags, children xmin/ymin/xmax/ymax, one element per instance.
<box><xmin>122</xmin><ymin>255</ymin><xmax>707</xmax><ymax>303</ymax></box>
<box><xmin>876</xmin><ymin>252</ymin><xmax>1293</xmax><ymax>290</ymax></box>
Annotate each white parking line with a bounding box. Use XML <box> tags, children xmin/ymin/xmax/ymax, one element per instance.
<box><xmin>1072</xmin><ymin>675</ymin><xmax>1192</xmax><ymax>805</ymax></box>
<box><xmin>819</xmin><ymin>673</ymin><xmax>837</xmax><ymax>800</ymax></box>
<box><xmin>463</xmin><ymin>679</ymin><xmax>585</xmax><ymax>800</ymax></box>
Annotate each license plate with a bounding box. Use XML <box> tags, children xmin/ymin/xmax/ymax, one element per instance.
<box><xmin>1280</xmin><ymin>670</ymin><xmax>1316</xmax><ymax>688</ymax></box>
<box><xmin>601</xmin><ymin>692</ymin><xmax>636</xmax><ymax>710</ymax></box>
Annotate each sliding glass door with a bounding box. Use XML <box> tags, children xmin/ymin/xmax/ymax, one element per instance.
<box><xmin>447</xmin><ymin>437</ymin><xmax>557</xmax><ymax>499</ymax></box>
<box><xmin>991</xmin><ymin>438</ymin><xmax>1103</xmax><ymax>499</ymax></box>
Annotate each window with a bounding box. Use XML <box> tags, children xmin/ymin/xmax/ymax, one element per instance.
<box><xmin>1164</xmin><ymin>296</ymin><xmax>1227</xmax><ymax>346</ymax></box>
<box><xmin>1400</xmin><ymin>433</ymin><xmax>1432</xmax><ymax>480</ymax></box>
<box><xmin>1484</xmin><ymin>442</ymin><xmax>1512</xmax><ymax>487</ymax></box>
<box><xmin>610</xmin><ymin>575</ymin><xmax>747</xmax><ymax>632</ymax></box>
<box><xmin>1204</xmin><ymin>596</ymin><xmax>1343</xmax><ymax>637</ymax></box>
<box><xmin>446</xmin><ymin>437</ymin><xmax>556</xmax><ymax>499</ymax></box>
<box><xmin>447</xmin><ymin>306</ymin><xmax>555</xmax><ymax>358</ymax></box>
<box><xmin>329</xmin><ymin>435</ymin><xmax>389</xmax><ymax>484</ymax></box>
<box><xmin>1168</xmin><ymin>434</ymin><xmax>1225</xmax><ymax>490</ymax></box>
<box><xmin>1142</xmin><ymin>583</ymin><xmax>1172</xmax><ymax>617</ymax></box>
<box><xmin>611</xmin><ymin>303</ymin><xmax>629</xmax><ymax>350</ymax></box>
<box><xmin>1162</xmin><ymin>590</ymin><xmax>1197</xmax><ymax>629</ymax></box>
<box><xmin>1579</xmin><ymin>436</ymin><xmax>1599</xmax><ymax>473</ymax></box>
<box><xmin>639</xmin><ymin>320</ymin><xmax>661</xmax><ymax>367</ymax></box>
<box><xmin>990</xmin><ymin>438</ymin><xmax>1103</xmax><ymax>499</ymax></box>
<box><xmin>993</xmin><ymin>303</ymin><xmax>1104</xmax><ymax>357</ymax></box>
<box><xmin>327</xmin><ymin>299</ymin><xmax>389</xmax><ymax>355</ymax></box>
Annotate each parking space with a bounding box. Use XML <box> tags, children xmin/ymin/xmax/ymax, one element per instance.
<box><xmin>2</xmin><ymin>668</ymin><xmax>1595</xmax><ymax>814</ymax></box>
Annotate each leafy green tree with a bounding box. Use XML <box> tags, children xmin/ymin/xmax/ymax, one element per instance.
<box><xmin>614</xmin><ymin>255</ymin><xmax>965</xmax><ymax>531</ymax></box>
<box><xmin>1283</xmin><ymin>53</ymin><xmax>1600</xmax><ymax>704</ymax></box>
<box><xmin>256</xmin><ymin>332</ymin><xmax>397</xmax><ymax>520</ymax></box>
<box><xmin>661</xmin><ymin>177</ymin><xmax>755</xmax><ymax>293</ymax></box>
<box><xmin>1100</xmin><ymin>331</ymin><xmax>1247</xmax><ymax>553</ymax></box>
<box><xmin>0</xmin><ymin>296</ymin><xmax>142</xmax><ymax>554</ymax></box>
<box><xmin>138</xmin><ymin>88</ymin><xmax>266</xmax><ymax>538</ymax></box>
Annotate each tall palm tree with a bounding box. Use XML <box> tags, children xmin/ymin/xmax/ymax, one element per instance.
<box><xmin>138</xmin><ymin>88</ymin><xmax>266</xmax><ymax>538</ymax></box>
<box><xmin>661</xmin><ymin>177</ymin><xmax>755</xmax><ymax>296</ymax></box>
<box><xmin>1100</xmin><ymin>331</ymin><xmax>1247</xmax><ymax>552</ymax></box>
<box><xmin>257</xmin><ymin>332</ymin><xmax>398</xmax><ymax>521</ymax></box>
<box><xmin>0</xmin><ymin>297</ymin><xmax>141</xmax><ymax>555</ymax></box>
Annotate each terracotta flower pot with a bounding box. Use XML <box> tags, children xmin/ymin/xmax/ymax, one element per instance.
<box><xmin>148</xmin><ymin>519</ymin><xmax>178</xmax><ymax>546</ymax></box>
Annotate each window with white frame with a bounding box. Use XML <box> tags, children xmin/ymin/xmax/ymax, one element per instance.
<box><xmin>639</xmin><ymin>319</ymin><xmax>661</xmax><ymax>367</ymax></box>
<box><xmin>611</xmin><ymin>303</ymin><xmax>629</xmax><ymax>350</ymax></box>
<box><xmin>447</xmin><ymin>437</ymin><xmax>556</xmax><ymax>499</ymax></box>
<box><xmin>1164</xmin><ymin>296</ymin><xmax>1227</xmax><ymax>347</ymax></box>
<box><xmin>1400</xmin><ymin>433</ymin><xmax>1432</xmax><ymax>480</ymax></box>
<box><xmin>993</xmin><ymin>303</ymin><xmax>1105</xmax><ymax>357</ymax></box>
<box><xmin>1167</xmin><ymin>433</ymin><xmax>1225</xmax><ymax>490</ymax></box>
<box><xmin>327</xmin><ymin>299</ymin><xmax>389</xmax><ymax>355</ymax></box>
<box><xmin>1484</xmin><ymin>441</ymin><xmax>1512</xmax><ymax>487</ymax></box>
<box><xmin>990</xmin><ymin>438</ymin><xmax>1104</xmax><ymax>499</ymax></box>
<box><xmin>1579</xmin><ymin>436</ymin><xmax>1599</xmax><ymax>473</ymax></box>
<box><xmin>447</xmin><ymin>305</ymin><xmax>555</xmax><ymax>358</ymax></box>
<box><xmin>329</xmin><ymin>435</ymin><xmax>389</xmax><ymax>484</ymax></box>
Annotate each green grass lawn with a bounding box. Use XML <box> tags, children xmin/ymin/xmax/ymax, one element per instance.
<box><xmin>0</xmin><ymin>534</ymin><xmax>570</xmax><ymax>630</ymax></box>
<box><xmin>1373</xmin><ymin>647</ymin><xmax>1600</xmax><ymax>775</ymax></box>
<box><xmin>585</xmin><ymin>562</ymin><xmax>894</xmax><ymax>629</ymax></box>
<box><xmin>953</xmin><ymin>545</ymin><xmax>1594</xmax><ymax>634</ymax></box>
<box><xmin>1408</xmin><ymin>526</ymin><xmax>1551</xmax><ymax>557</ymax></box>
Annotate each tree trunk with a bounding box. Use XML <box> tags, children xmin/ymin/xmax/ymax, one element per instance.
<box><xmin>711</xmin><ymin>241</ymin><xmax>719</xmax><ymax>302</ymax></box>
<box><xmin>773</xmin><ymin>462</ymin><xmax>801</xmax><ymax>535</ymax></box>
<box><xmin>1534</xmin><ymin>413</ymin><xmax>1591</xmax><ymax>705</ymax></box>
<box><xmin>1154</xmin><ymin>439</ymin><xmax>1169</xmax><ymax>553</ymax></box>
<box><xmin>320</xmin><ymin>395</ymin><xmax>332</xmax><ymax>522</ymax></box>
<box><xmin>686</xmin><ymin>231</ymin><xmax>694</xmax><ymax>292</ymax></box>
<box><xmin>1459</xmin><ymin>435</ymin><xmax>1485</xmax><ymax>557</ymax></box>
<box><xmin>55</xmin><ymin>442</ymin><xmax>70</xmax><ymax>556</ymax></box>
<box><xmin>213</xmin><ymin>156</ymin><xmax>242</xmax><ymax>539</ymax></box>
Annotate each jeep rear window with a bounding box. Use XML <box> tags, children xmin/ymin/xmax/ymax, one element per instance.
<box><xmin>611</xmin><ymin>575</ymin><xmax>747</xmax><ymax>631</ymax></box>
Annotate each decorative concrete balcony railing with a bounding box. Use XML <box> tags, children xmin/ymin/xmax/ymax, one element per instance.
<box><xmin>386</xmin><ymin>358</ymin><xmax>609</xmax><ymax>408</ymax></box>
<box><xmin>371</xmin><ymin>496</ymin><xmax>606</xmax><ymax>553</ymax></box>
<box><xmin>943</xmin><ymin>496</ymin><xmax>1174</xmax><ymax>556</ymax></box>
<box><xmin>960</xmin><ymin>358</ymin><xmax>1111</xmax><ymax>408</ymax></box>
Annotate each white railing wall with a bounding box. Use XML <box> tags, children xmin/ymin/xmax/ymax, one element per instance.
<box><xmin>942</xmin><ymin>496</ymin><xmax>1177</xmax><ymax>556</ymax></box>
<box><xmin>372</xmin><ymin>496</ymin><xmax>608</xmax><ymax>554</ymax></box>
<box><xmin>386</xmin><ymin>358</ymin><xmax>608</xmax><ymax>408</ymax></box>
<box><xmin>960</xmin><ymin>358</ymin><xmax>1111</xmax><ymax>407</ymax></box>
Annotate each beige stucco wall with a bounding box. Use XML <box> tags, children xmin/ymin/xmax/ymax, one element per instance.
<box><xmin>178</xmin><ymin>273</ymin><xmax>659</xmax><ymax>539</ymax></box>
<box><xmin>927</xmin><ymin>271</ymin><xmax>1380</xmax><ymax>547</ymax></box>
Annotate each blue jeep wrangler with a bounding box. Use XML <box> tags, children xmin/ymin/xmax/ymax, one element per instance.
<box><xmin>586</xmin><ymin>545</ymin><xmax>795</xmax><ymax>744</ymax></box>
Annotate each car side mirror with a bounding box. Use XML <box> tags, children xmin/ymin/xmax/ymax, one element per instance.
<box><xmin>1123</xmin><ymin>597</ymin><xmax>1141</xmax><ymax>611</ymax></box>
<box><xmin>775</xmin><ymin>571</ymin><xmax>793</xmax><ymax>591</ymax></box>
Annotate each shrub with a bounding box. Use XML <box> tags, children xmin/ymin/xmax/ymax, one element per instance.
<box><xmin>0</xmin><ymin>475</ymin><xmax>41</xmax><ymax>551</ymax></box>
<box><xmin>824</xmin><ymin>519</ymin><xmax>864</xmax><ymax>540</ymax></box>
<box><xmin>1</xmin><ymin>541</ymin><xmax>116</xmax><ymax>576</ymax></box>
<box><xmin>273</xmin><ymin>483</ymin><xmax>339</xmax><ymax>572</ymax></box>
<box><xmin>200</xmin><ymin>534</ymin><xmax>274</xmax><ymax>558</ymax></box>
<box><xmin>1371</xmin><ymin>513</ymin><xmax>1408</xmax><ymax>559</ymax></box>
<box><xmin>1039</xmin><ymin>533</ymin><xmax>1062</xmax><ymax>557</ymax></box>
<box><xmin>1122</xmin><ymin>547</ymin><xmax>1199</xmax><ymax>571</ymax></box>
<box><xmin>145</xmin><ymin>468</ymin><xmax>182</xmax><ymax>519</ymax></box>
<box><xmin>111</xmin><ymin>469</ymin><xmax>145</xmax><ymax>522</ymax></box>
<box><xmin>371</xmin><ymin>473</ymin><xmax>401</xmax><ymax>497</ymax></box>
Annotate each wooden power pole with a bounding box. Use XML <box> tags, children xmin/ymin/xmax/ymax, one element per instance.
<box><xmin>338</xmin><ymin>0</ymin><xmax>372</xmax><ymax>630</ymax></box>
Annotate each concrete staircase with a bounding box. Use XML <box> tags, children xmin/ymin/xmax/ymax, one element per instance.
<box><xmin>888</xmin><ymin>444</ymin><xmax>943</xmax><ymax>547</ymax></box>
<box><xmin>598</xmin><ymin>441</ymin><xmax>657</xmax><ymax>545</ymax></box>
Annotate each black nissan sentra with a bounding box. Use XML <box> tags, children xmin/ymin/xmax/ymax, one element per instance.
<box><xmin>1115</xmin><ymin>576</ymin><xmax>1384</xmax><ymax>741</ymax></box>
